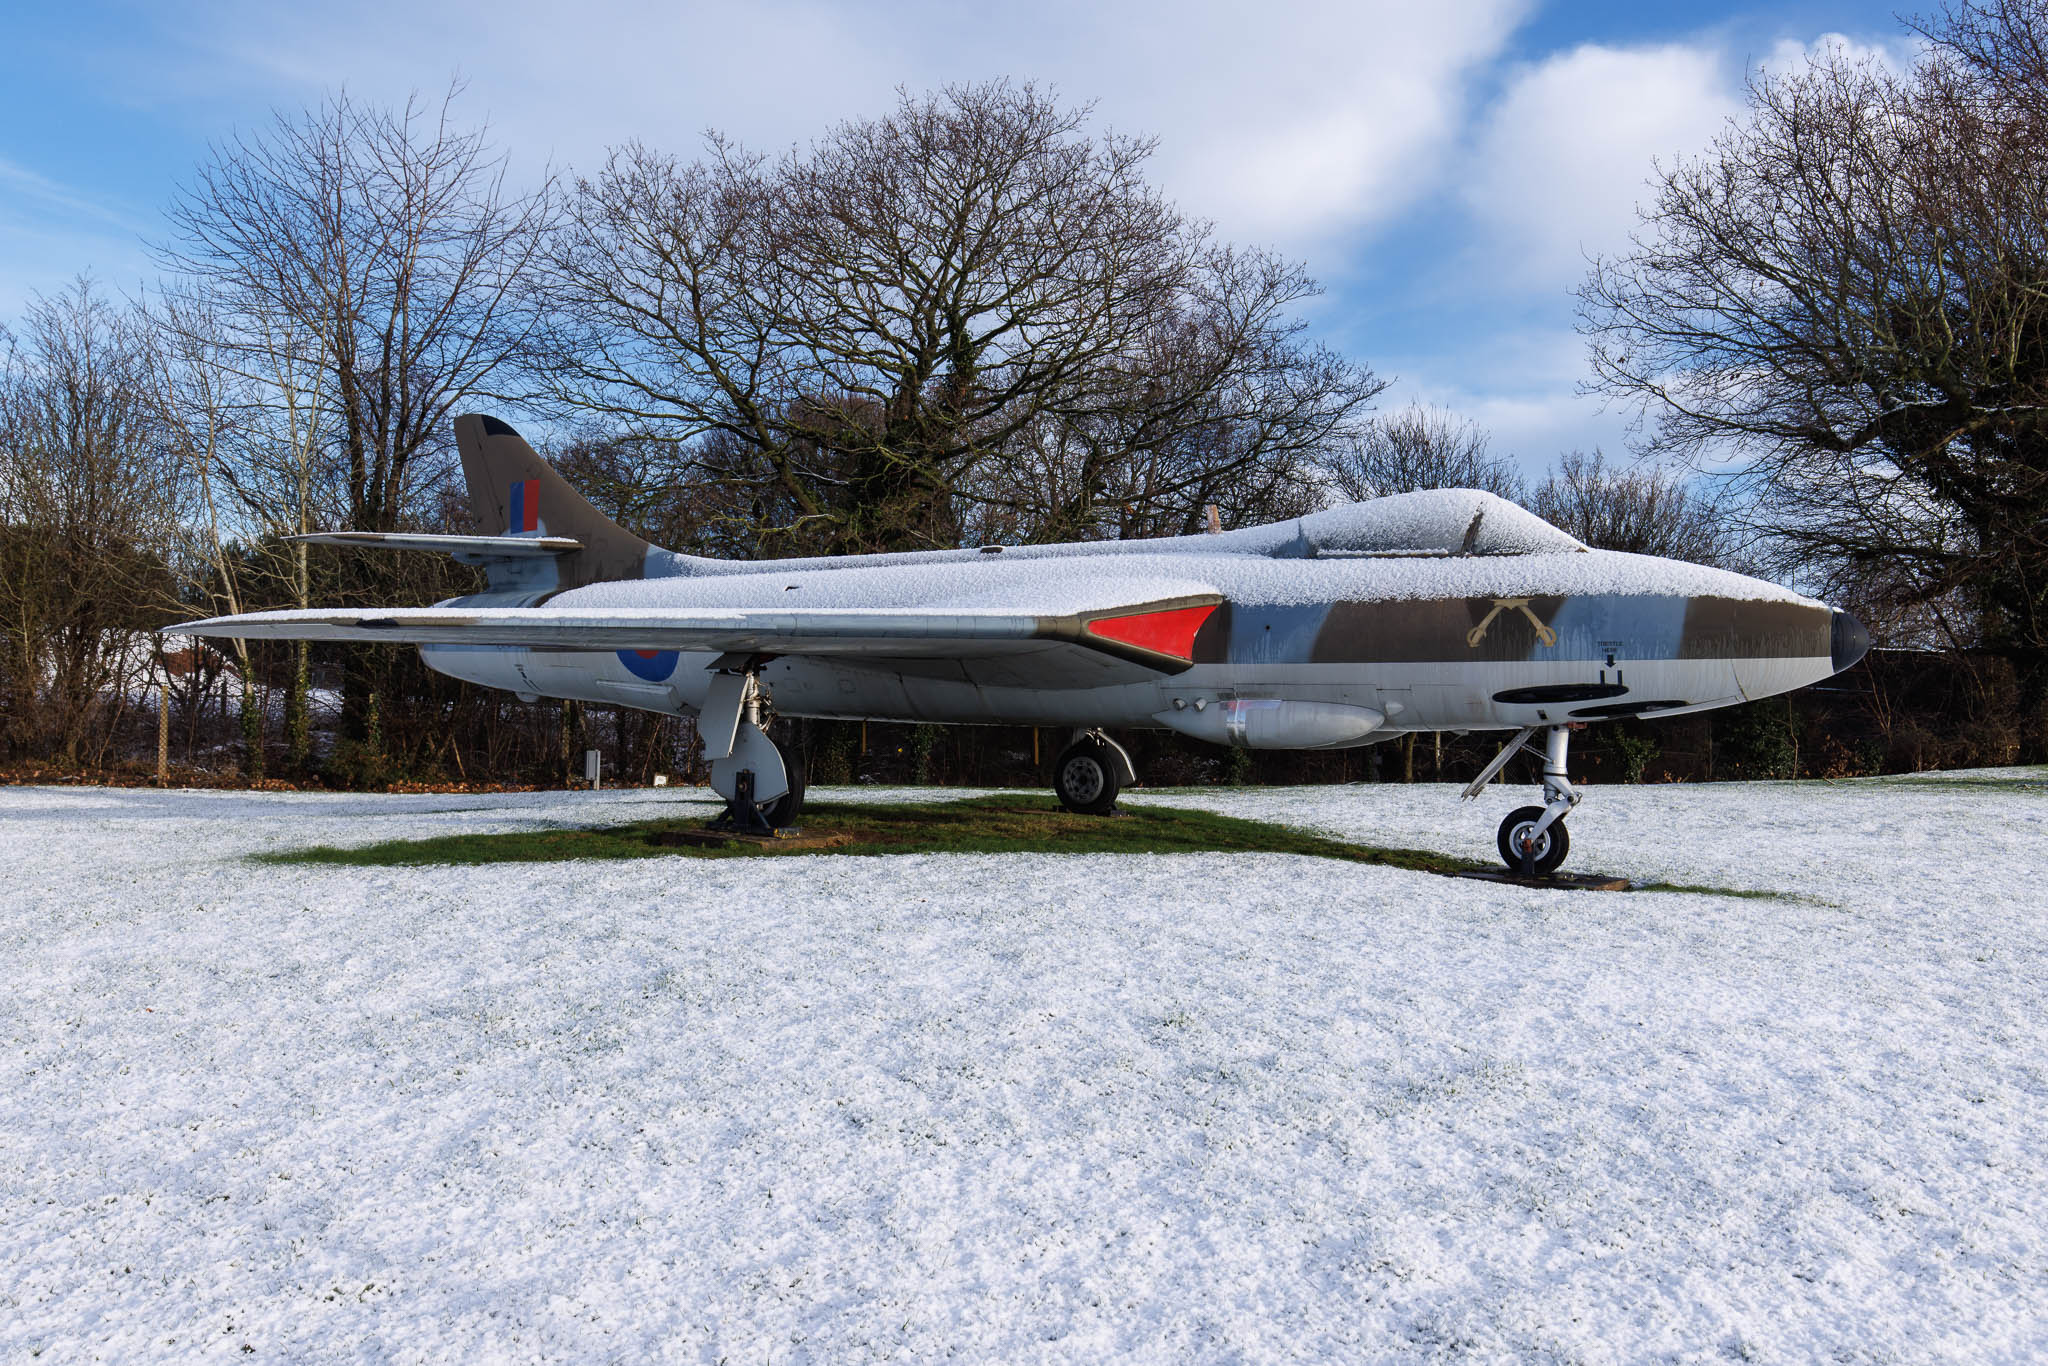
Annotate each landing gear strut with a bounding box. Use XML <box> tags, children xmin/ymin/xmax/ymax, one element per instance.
<box><xmin>1463</xmin><ymin>724</ymin><xmax>1581</xmax><ymax>875</ymax></box>
<box><xmin>1052</xmin><ymin>729</ymin><xmax>1138</xmax><ymax>815</ymax></box>
<box><xmin>699</xmin><ymin>656</ymin><xmax>805</xmax><ymax>832</ymax></box>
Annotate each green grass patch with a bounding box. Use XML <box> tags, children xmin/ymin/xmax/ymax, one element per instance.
<box><xmin>256</xmin><ymin>792</ymin><xmax>1472</xmax><ymax>873</ymax></box>
<box><xmin>252</xmin><ymin>791</ymin><xmax>1799</xmax><ymax>901</ymax></box>
<box><xmin>1857</xmin><ymin>770</ymin><xmax>2048</xmax><ymax>793</ymax></box>
<box><xmin>1632</xmin><ymin>881</ymin><xmax>1806</xmax><ymax>901</ymax></box>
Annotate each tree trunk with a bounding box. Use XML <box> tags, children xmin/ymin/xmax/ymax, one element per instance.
<box><xmin>284</xmin><ymin>641</ymin><xmax>310</xmax><ymax>772</ymax></box>
<box><xmin>241</xmin><ymin>677</ymin><xmax>264</xmax><ymax>780</ymax></box>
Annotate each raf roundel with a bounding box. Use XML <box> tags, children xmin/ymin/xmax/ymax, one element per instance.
<box><xmin>617</xmin><ymin>649</ymin><xmax>680</xmax><ymax>682</ymax></box>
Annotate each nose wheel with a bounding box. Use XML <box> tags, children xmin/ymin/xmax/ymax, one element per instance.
<box><xmin>1464</xmin><ymin>723</ymin><xmax>1582</xmax><ymax>875</ymax></box>
<box><xmin>1497</xmin><ymin>806</ymin><xmax>1569</xmax><ymax>875</ymax></box>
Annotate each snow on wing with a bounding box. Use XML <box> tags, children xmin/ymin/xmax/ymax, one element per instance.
<box><xmin>167</xmin><ymin>596</ymin><xmax>1225</xmax><ymax>678</ymax></box>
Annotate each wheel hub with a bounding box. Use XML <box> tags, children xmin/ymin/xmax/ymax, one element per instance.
<box><xmin>1061</xmin><ymin>757</ymin><xmax>1104</xmax><ymax>804</ymax></box>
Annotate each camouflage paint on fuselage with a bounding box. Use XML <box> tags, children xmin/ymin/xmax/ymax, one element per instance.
<box><xmin>1184</xmin><ymin>593</ymin><xmax>1829</xmax><ymax>670</ymax></box>
<box><xmin>421</xmin><ymin>587</ymin><xmax>1838</xmax><ymax>737</ymax></box>
<box><xmin>414</xmin><ymin>419</ymin><xmax>1857</xmax><ymax>744</ymax></box>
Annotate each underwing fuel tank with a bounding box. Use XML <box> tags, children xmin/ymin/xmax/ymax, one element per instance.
<box><xmin>1154</xmin><ymin>699</ymin><xmax>1386</xmax><ymax>749</ymax></box>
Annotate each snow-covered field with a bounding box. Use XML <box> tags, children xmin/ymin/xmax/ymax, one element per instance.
<box><xmin>2</xmin><ymin>774</ymin><xmax>2043</xmax><ymax>1364</ymax></box>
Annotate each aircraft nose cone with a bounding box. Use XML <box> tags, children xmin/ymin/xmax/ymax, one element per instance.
<box><xmin>1830</xmin><ymin>609</ymin><xmax>1870</xmax><ymax>673</ymax></box>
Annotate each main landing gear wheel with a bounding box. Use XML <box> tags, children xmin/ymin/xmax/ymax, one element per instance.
<box><xmin>702</xmin><ymin>660</ymin><xmax>802</xmax><ymax>832</ymax></box>
<box><xmin>1498</xmin><ymin>806</ymin><xmax>1569</xmax><ymax>876</ymax></box>
<box><xmin>762</xmin><ymin>735</ymin><xmax>806</xmax><ymax>828</ymax></box>
<box><xmin>1053</xmin><ymin>737</ymin><xmax>1121</xmax><ymax>815</ymax></box>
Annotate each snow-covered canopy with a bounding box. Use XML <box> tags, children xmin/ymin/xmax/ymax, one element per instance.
<box><xmin>1033</xmin><ymin>488</ymin><xmax>1587</xmax><ymax>560</ymax></box>
<box><xmin>1041</xmin><ymin>488</ymin><xmax>1588</xmax><ymax>560</ymax></box>
<box><xmin>1285</xmin><ymin>489</ymin><xmax>1587</xmax><ymax>558</ymax></box>
<box><xmin>667</xmin><ymin>489</ymin><xmax>1588</xmax><ymax>582</ymax></box>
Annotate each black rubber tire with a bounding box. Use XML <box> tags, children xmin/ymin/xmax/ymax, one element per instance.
<box><xmin>1497</xmin><ymin>805</ymin><xmax>1569</xmax><ymax>875</ymax></box>
<box><xmin>1052</xmin><ymin>738</ymin><xmax>1121</xmax><ymax>815</ymax></box>
<box><xmin>762</xmin><ymin>736</ymin><xmax>806</xmax><ymax>829</ymax></box>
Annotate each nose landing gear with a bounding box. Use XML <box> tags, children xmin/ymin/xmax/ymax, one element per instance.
<box><xmin>1464</xmin><ymin>724</ymin><xmax>1582</xmax><ymax>875</ymax></box>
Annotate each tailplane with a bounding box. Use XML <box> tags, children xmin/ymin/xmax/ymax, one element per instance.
<box><xmin>454</xmin><ymin>414</ymin><xmax>664</xmax><ymax>589</ymax></box>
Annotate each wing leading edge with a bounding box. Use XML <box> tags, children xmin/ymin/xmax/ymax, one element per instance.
<box><xmin>166</xmin><ymin>596</ymin><xmax>1224</xmax><ymax>677</ymax></box>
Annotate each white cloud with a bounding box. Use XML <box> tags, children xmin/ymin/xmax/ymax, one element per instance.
<box><xmin>1760</xmin><ymin>31</ymin><xmax>1921</xmax><ymax>80</ymax></box>
<box><xmin>1427</xmin><ymin>28</ymin><xmax>1922</xmax><ymax>469</ymax></box>
<box><xmin>1462</xmin><ymin>42</ymin><xmax>1744</xmax><ymax>289</ymax></box>
<box><xmin>144</xmin><ymin>0</ymin><xmax>1528</xmax><ymax>262</ymax></box>
<box><xmin>1374</xmin><ymin>372</ymin><xmax>1641</xmax><ymax>483</ymax></box>
<box><xmin>23</xmin><ymin>0</ymin><xmax>1925</xmax><ymax>471</ymax></box>
<box><xmin>1073</xmin><ymin>0</ymin><xmax>1531</xmax><ymax>250</ymax></box>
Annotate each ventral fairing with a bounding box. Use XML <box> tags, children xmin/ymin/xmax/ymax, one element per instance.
<box><xmin>170</xmin><ymin>415</ymin><xmax>1870</xmax><ymax>872</ymax></box>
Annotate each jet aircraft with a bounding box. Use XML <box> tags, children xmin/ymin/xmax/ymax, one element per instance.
<box><xmin>169</xmin><ymin>415</ymin><xmax>1870</xmax><ymax>873</ymax></box>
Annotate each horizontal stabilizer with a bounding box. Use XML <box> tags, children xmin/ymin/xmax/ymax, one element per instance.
<box><xmin>291</xmin><ymin>532</ymin><xmax>584</xmax><ymax>559</ymax></box>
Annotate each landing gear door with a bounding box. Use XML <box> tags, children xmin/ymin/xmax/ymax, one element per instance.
<box><xmin>709</xmin><ymin>724</ymin><xmax>789</xmax><ymax>806</ymax></box>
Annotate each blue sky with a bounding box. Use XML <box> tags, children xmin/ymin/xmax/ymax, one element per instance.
<box><xmin>0</xmin><ymin>0</ymin><xmax>1909</xmax><ymax>477</ymax></box>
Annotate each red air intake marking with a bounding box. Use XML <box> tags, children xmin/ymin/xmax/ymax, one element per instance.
<box><xmin>1083</xmin><ymin>604</ymin><xmax>1217</xmax><ymax>660</ymax></box>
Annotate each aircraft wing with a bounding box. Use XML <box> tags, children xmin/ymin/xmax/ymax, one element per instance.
<box><xmin>166</xmin><ymin>595</ymin><xmax>1225</xmax><ymax>679</ymax></box>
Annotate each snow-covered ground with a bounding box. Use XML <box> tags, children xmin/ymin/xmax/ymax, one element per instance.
<box><xmin>2</xmin><ymin>774</ymin><xmax>2043</xmax><ymax>1364</ymax></box>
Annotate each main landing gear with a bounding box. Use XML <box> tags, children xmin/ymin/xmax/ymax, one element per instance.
<box><xmin>1052</xmin><ymin>730</ymin><xmax>1139</xmax><ymax>815</ymax></box>
<box><xmin>1463</xmin><ymin>724</ymin><xmax>1581</xmax><ymax>875</ymax></box>
<box><xmin>699</xmin><ymin>656</ymin><xmax>805</xmax><ymax>832</ymax></box>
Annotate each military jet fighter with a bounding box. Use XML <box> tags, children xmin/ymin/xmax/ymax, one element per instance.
<box><xmin>168</xmin><ymin>414</ymin><xmax>1869</xmax><ymax>873</ymax></box>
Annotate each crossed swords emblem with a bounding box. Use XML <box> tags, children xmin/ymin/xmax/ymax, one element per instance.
<box><xmin>1467</xmin><ymin>597</ymin><xmax>1559</xmax><ymax>649</ymax></box>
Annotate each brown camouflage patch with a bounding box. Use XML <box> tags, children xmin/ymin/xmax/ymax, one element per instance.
<box><xmin>1313</xmin><ymin>597</ymin><xmax>1567</xmax><ymax>663</ymax></box>
<box><xmin>1191</xmin><ymin>600</ymin><xmax>1234</xmax><ymax>664</ymax></box>
<box><xmin>1679</xmin><ymin>598</ymin><xmax>1829</xmax><ymax>660</ymax></box>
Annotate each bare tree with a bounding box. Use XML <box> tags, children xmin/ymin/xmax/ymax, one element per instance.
<box><xmin>532</xmin><ymin>82</ymin><xmax>1382</xmax><ymax>553</ymax></box>
<box><xmin>1578</xmin><ymin>2</ymin><xmax>2048</xmax><ymax>703</ymax></box>
<box><xmin>965</xmin><ymin>247</ymin><xmax>1381</xmax><ymax>542</ymax></box>
<box><xmin>157</xmin><ymin>85</ymin><xmax>555</xmax><ymax>740</ymax></box>
<box><xmin>146</xmin><ymin>290</ymin><xmax>265</xmax><ymax>773</ymax></box>
<box><xmin>1530</xmin><ymin>450</ymin><xmax>1740</xmax><ymax>565</ymax></box>
<box><xmin>1321</xmin><ymin>403</ymin><xmax>1522</xmax><ymax>502</ymax></box>
<box><xmin>158</xmin><ymin>84</ymin><xmax>554</xmax><ymax>536</ymax></box>
<box><xmin>146</xmin><ymin>290</ymin><xmax>344</xmax><ymax>774</ymax></box>
<box><xmin>0</xmin><ymin>279</ymin><xmax>183</xmax><ymax>764</ymax></box>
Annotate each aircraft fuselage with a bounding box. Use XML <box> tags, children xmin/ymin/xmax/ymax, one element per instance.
<box><xmin>421</xmin><ymin>547</ymin><xmax>1855</xmax><ymax>745</ymax></box>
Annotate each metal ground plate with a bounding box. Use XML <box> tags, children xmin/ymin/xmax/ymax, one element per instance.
<box><xmin>1454</xmin><ymin>868</ymin><xmax>1633</xmax><ymax>892</ymax></box>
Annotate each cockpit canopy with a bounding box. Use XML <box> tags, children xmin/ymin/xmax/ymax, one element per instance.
<box><xmin>1290</xmin><ymin>489</ymin><xmax>1588</xmax><ymax>557</ymax></box>
<box><xmin>1192</xmin><ymin>489</ymin><xmax>1588</xmax><ymax>559</ymax></box>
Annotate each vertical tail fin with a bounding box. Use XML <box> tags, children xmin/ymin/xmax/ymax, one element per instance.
<box><xmin>454</xmin><ymin>414</ymin><xmax>663</xmax><ymax>588</ymax></box>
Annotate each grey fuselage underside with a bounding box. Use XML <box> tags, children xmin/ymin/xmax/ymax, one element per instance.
<box><xmin>419</xmin><ymin>546</ymin><xmax>1840</xmax><ymax>740</ymax></box>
